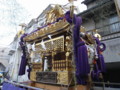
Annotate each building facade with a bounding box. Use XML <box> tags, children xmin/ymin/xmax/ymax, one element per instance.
<box><xmin>0</xmin><ymin>47</ymin><xmax>12</xmax><ymax>70</ymax></box>
<box><xmin>79</xmin><ymin>0</ymin><xmax>120</xmax><ymax>83</ymax></box>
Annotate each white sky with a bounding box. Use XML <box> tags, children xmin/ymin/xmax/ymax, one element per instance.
<box><xmin>0</xmin><ymin>0</ymin><xmax>86</xmax><ymax>46</ymax></box>
<box><xmin>18</xmin><ymin>0</ymin><xmax>86</xmax><ymax>19</ymax></box>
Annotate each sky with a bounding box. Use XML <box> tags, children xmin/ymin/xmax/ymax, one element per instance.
<box><xmin>0</xmin><ymin>0</ymin><xmax>86</xmax><ymax>46</ymax></box>
<box><xmin>18</xmin><ymin>0</ymin><xmax>86</xmax><ymax>19</ymax></box>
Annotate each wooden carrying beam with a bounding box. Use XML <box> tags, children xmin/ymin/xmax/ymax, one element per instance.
<box><xmin>30</xmin><ymin>82</ymin><xmax>89</xmax><ymax>90</ymax></box>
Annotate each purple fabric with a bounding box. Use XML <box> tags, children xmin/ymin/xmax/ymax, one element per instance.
<box><xmin>99</xmin><ymin>43</ymin><xmax>106</xmax><ymax>52</ymax></box>
<box><xmin>65</xmin><ymin>11</ymin><xmax>106</xmax><ymax>84</ymax></box>
<box><xmin>91</xmin><ymin>37</ymin><xmax>106</xmax><ymax>80</ymax></box>
<box><xmin>65</xmin><ymin>11</ymin><xmax>90</xmax><ymax>85</ymax></box>
<box><xmin>2</xmin><ymin>82</ymin><xmax>9</xmax><ymax>90</ymax></box>
<box><xmin>95</xmin><ymin>37</ymin><xmax>106</xmax><ymax>72</ymax></box>
<box><xmin>19</xmin><ymin>56</ymin><xmax>27</xmax><ymax>75</ymax></box>
<box><xmin>20</xmin><ymin>34</ymin><xmax>27</xmax><ymax>42</ymax></box>
<box><xmin>97</xmin><ymin>55</ymin><xmax>106</xmax><ymax>72</ymax></box>
<box><xmin>95</xmin><ymin>37</ymin><xmax>106</xmax><ymax>52</ymax></box>
<box><xmin>27</xmin><ymin>67</ymin><xmax>32</xmax><ymax>79</ymax></box>
<box><xmin>2</xmin><ymin>82</ymin><xmax>26</xmax><ymax>90</ymax></box>
<box><xmin>19</xmin><ymin>34</ymin><xmax>28</xmax><ymax>75</ymax></box>
<box><xmin>76</xmin><ymin>42</ymin><xmax>90</xmax><ymax>84</ymax></box>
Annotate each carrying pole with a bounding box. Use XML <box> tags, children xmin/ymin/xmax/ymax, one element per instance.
<box><xmin>69</xmin><ymin>0</ymin><xmax>77</xmax><ymax>90</ymax></box>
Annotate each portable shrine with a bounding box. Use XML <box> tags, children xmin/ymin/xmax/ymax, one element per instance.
<box><xmin>19</xmin><ymin>3</ymin><xmax>106</xmax><ymax>89</ymax></box>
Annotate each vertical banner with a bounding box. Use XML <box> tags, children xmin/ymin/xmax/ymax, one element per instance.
<box><xmin>114</xmin><ymin>0</ymin><xmax>120</xmax><ymax>18</ymax></box>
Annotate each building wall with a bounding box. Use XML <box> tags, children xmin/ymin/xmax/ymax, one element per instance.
<box><xmin>95</xmin><ymin>15</ymin><xmax>120</xmax><ymax>36</ymax></box>
<box><xmin>82</xmin><ymin>19</ymin><xmax>95</xmax><ymax>31</ymax></box>
<box><xmin>81</xmin><ymin>0</ymin><xmax>120</xmax><ymax>63</ymax></box>
<box><xmin>0</xmin><ymin>63</ymin><xmax>5</xmax><ymax>71</ymax></box>
<box><xmin>0</xmin><ymin>47</ymin><xmax>11</xmax><ymax>69</ymax></box>
<box><xmin>0</xmin><ymin>59</ymin><xmax>8</xmax><ymax>68</ymax></box>
<box><xmin>84</xmin><ymin>0</ymin><xmax>105</xmax><ymax>9</ymax></box>
<box><xmin>87</xmin><ymin>1</ymin><xmax>97</xmax><ymax>9</ymax></box>
<box><xmin>103</xmin><ymin>38</ymin><xmax>120</xmax><ymax>63</ymax></box>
